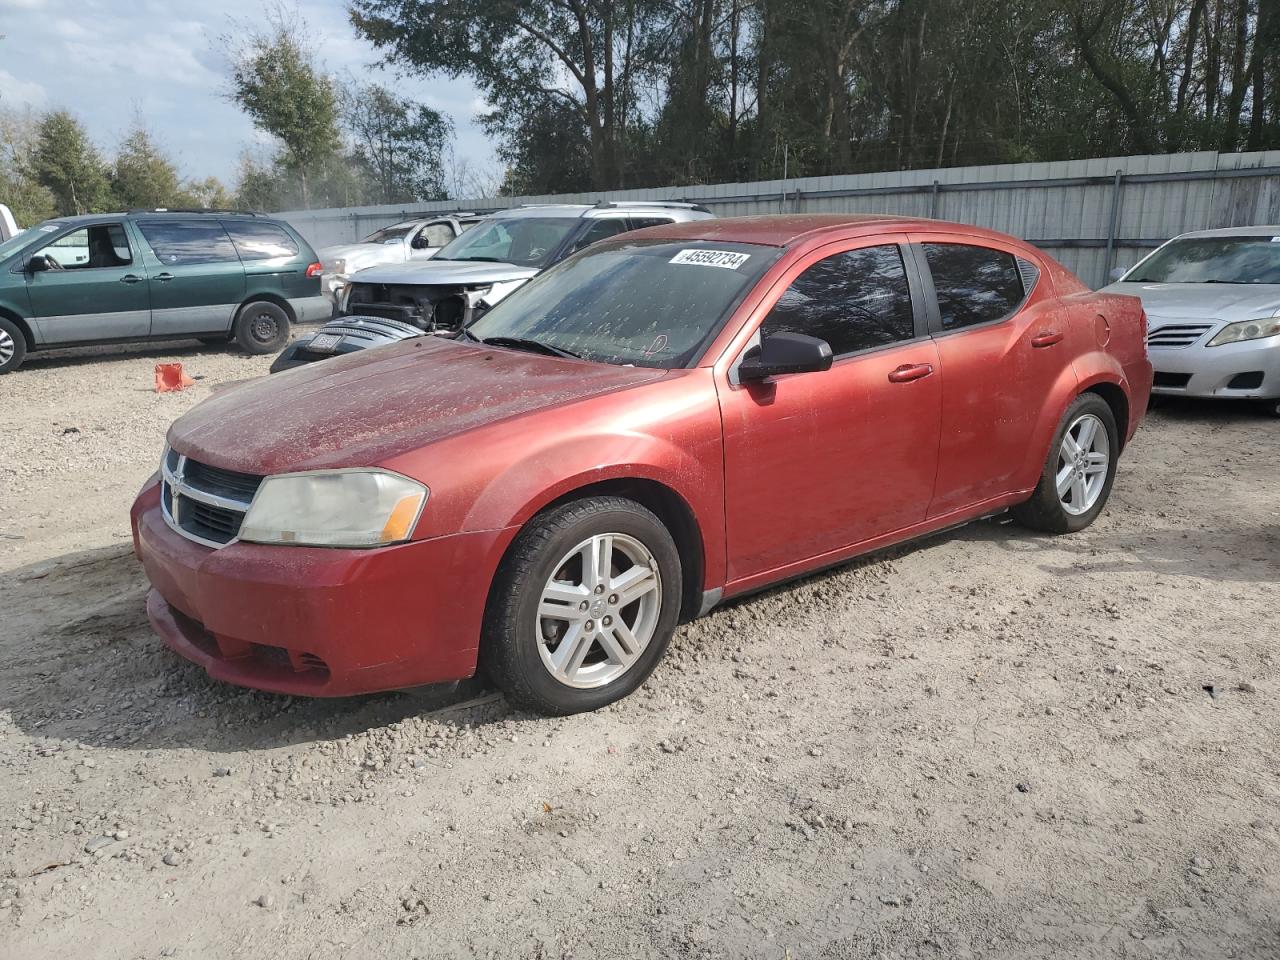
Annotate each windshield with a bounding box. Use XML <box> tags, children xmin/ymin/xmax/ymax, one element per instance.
<box><xmin>0</xmin><ymin>221</ymin><xmax>60</xmax><ymax>261</ymax></box>
<box><xmin>466</xmin><ymin>240</ymin><xmax>779</xmax><ymax>369</ymax></box>
<box><xmin>361</xmin><ymin>223</ymin><xmax>414</xmax><ymax>243</ymax></box>
<box><xmin>434</xmin><ymin>217</ymin><xmax>578</xmax><ymax>268</ymax></box>
<box><xmin>1128</xmin><ymin>235</ymin><xmax>1280</xmax><ymax>284</ymax></box>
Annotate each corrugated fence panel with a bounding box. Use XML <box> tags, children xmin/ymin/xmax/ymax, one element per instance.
<box><xmin>276</xmin><ymin>150</ymin><xmax>1280</xmax><ymax>287</ymax></box>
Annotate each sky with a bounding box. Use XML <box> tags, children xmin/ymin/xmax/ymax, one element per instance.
<box><xmin>0</xmin><ymin>0</ymin><xmax>499</xmax><ymax>187</ymax></box>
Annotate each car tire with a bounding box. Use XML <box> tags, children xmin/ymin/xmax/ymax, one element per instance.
<box><xmin>233</xmin><ymin>301</ymin><xmax>291</xmax><ymax>355</ymax></box>
<box><xmin>0</xmin><ymin>317</ymin><xmax>26</xmax><ymax>374</ymax></box>
<box><xmin>1012</xmin><ymin>393</ymin><xmax>1120</xmax><ymax>534</ymax></box>
<box><xmin>480</xmin><ymin>496</ymin><xmax>683</xmax><ymax>716</ymax></box>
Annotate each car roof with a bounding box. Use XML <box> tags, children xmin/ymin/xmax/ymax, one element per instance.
<box><xmin>490</xmin><ymin>203</ymin><xmax>708</xmax><ymax>221</ymax></box>
<box><xmin>1173</xmin><ymin>225</ymin><xmax>1280</xmax><ymax>239</ymax></box>
<box><xmin>40</xmin><ymin>211</ymin><xmax>280</xmax><ymax>227</ymax></box>
<box><xmin>618</xmin><ymin>214</ymin><xmax>1031</xmax><ymax>248</ymax></box>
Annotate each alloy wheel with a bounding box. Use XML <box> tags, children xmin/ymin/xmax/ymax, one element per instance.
<box><xmin>1056</xmin><ymin>413</ymin><xmax>1109</xmax><ymax>515</ymax></box>
<box><xmin>535</xmin><ymin>533</ymin><xmax>662</xmax><ymax>689</ymax></box>
<box><xmin>0</xmin><ymin>328</ymin><xmax>14</xmax><ymax>366</ymax></box>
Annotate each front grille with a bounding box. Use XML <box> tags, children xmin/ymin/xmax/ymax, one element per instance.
<box><xmin>161</xmin><ymin>449</ymin><xmax>263</xmax><ymax>547</ymax></box>
<box><xmin>1147</xmin><ymin>323</ymin><xmax>1214</xmax><ymax>348</ymax></box>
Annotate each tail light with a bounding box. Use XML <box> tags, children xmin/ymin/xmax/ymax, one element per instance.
<box><xmin>305</xmin><ymin>262</ymin><xmax>323</xmax><ymax>278</ymax></box>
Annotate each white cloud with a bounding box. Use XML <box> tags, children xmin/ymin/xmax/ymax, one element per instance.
<box><xmin>0</xmin><ymin>0</ymin><xmax>48</xmax><ymax>9</ymax></box>
<box><xmin>0</xmin><ymin>68</ymin><xmax>47</xmax><ymax>107</ymax></box>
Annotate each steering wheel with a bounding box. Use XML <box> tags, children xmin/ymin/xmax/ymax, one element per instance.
<box><xmin>43</xmin><ymin>253</ymin><xmax>64</xmax><ymax>270</ymax></box>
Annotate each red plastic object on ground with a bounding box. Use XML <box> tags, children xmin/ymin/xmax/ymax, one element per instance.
<box><xmin>155</xmin><ymin>363</ymin><xmax>195</xmax><ymax>393</ymax></box>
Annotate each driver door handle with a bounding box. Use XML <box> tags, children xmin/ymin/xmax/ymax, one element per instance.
<box><xmin>887</xmin><ymin>362</ymin><xmax>934</xmax><ymax>383</ymax></box>
<box><xmin>120</xmin><ymin>274</ymin><xmax>144</xmax><ymax>284</ymax></box>
<box><xmin>1031</xmin><ymin>331</ymin><xmax>1063</xmax><ymax>348</ymax></box>
<box><xmin>154</xmin><ymin>273</ymin><xmax>174</xmax><ymax>282</ymax></box>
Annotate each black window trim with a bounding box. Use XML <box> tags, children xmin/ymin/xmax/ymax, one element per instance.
<box><xmin>908</xmin><ymin>240</ymin><xmax>1040</xmax><ymax>338</ymax></box>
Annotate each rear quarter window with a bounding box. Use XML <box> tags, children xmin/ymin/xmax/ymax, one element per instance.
<box><xmin>222</xmin><ymin>221</ymin><xmax>300</xmax><ymax>261</ymax></box>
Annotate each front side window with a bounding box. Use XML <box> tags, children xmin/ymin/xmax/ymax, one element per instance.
<box><xmin>223</xmin><ymin>221</ymin><xmax>299</xmax><ymax>261</ymax></box>
<box><xmin>1127</xmin><ymin>235</ymin><xmax>1280</xmax><ymax>284</ymax></box>
<box><xmin>414</xmin><ymin>223</ymin><xmax>455</xmax><ymax>248</ymax></box>
<box><xmin>33</xmin><ymin>224</ymin><xmax>133</xmax><ymax>269</ymax></box>
<box><xmin>433</xmin><ymin>217</ymin><xmax>579</xmax><ymax>268</ymax></box>
<box><xmin>924</xmin><ymin>243</ymin><xmax>1026</xmax><ymax>330</ymax></box>
<box><xmin>138</xmin><ymin>220</ymin><xmax>238</xmax><ymax>266</ymax></box>
<box><xmin>761</xmin><ymin>244</ymin><xmax>916</xmax><ymax>356</ymax></box>
<box><xmin>466</xmin><ymin>239</ymin><xmax>780</xmax><ymax>368</ymax></box>
<box><xmin>362</xmin><ymin>223</ymin><xmax>415</xmax><ymax>244</ymax></box>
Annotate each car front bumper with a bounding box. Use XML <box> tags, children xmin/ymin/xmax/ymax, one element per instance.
<box><xmin>1149</xmin><ymin>335</ymin><xmax>1280</xmax><ymax>399</ymax></box>
<box><xmin>130</xmin><ymin>478</ymin><xmax>514</xmax><ymax>697</ymax></box>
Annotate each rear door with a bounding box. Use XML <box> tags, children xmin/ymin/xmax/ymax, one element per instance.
<box><xmin>908</xmin><ymin>237</ymin><xmax>1067</xmax><ymax>516</ymax></box>
<box><xmin>24</xmin><ymin>222</ymin><xmax>150</xmax><ymax>344</ymax></box>
<box><xmin>135</xmin><ymin>219</ymin><xmax>245</xmax><ymax>336</ymax></box>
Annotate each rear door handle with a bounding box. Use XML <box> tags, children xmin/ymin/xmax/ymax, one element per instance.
<box><xmin>887</xmin><ymin>362</ymin><xmax>934</xmax><ymax>383</ymax></box>
<box><xmin>120</xmin><ymin>274</ymin><xmax>144</xmax><ymax>284</ymax></box>
<box><xmin>155</xmin><ymin>273</ymin><xmax>174</xmax><ymax>283</ymax></box>
<box><xmin>1031</xmin><ymin>331</ymin><xmax>1063</xmax><ymax>348</ymax></box>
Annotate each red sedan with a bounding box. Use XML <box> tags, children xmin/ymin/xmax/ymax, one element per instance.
<box><xmin>131</xmin><ymin>215</ymin><xmax>1152</xmax><ymax>715</ymax></box>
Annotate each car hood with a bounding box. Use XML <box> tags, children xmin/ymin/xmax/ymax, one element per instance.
<box><xmin>318</xmin><ymin>242</ymin><xmax>404</xmax><ymax>272</ymax></box>
<box><xmin>1102</xmin><ymin>281</ymin><xmax>1280</xmax><ymax>324</ymax></box>
<box><xmin>350</xmin><ymin>259</ymin><xmax>540</xmax><ymax>286</ymax></box>
<box><xmin>168</xmin><ymin>337</ymin><xmax>667</xmax><ymax>475</ymax></box>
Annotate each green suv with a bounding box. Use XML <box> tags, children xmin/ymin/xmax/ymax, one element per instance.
<box><xmin>0</xmin><ymin>210</ymin><xmax>329</xmax><ymax>374</ymax></box>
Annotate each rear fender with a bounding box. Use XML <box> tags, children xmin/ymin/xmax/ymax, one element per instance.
<box><xmin>1013</xmin><ymin>360</ymin><xmax>1084</xmax><ymax>491</ymax></box>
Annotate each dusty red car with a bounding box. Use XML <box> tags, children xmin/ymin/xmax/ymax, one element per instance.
<box><xmin>131</xmin><ymin>215</ymin><xmax>1152</xmax><ymax>715</ymax></box>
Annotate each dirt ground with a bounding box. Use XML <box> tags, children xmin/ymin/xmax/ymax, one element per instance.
<box><xmin>1</xmin><ymin>340</ymin><xmax>1278</xmax><ymax>960</ymax></box>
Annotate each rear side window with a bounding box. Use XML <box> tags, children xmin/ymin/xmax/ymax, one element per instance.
<box><xmin>628</xmin><ymin>217</ymin><xmax>675</xmax><ymax>230</ymax></box>
<box><xmin>571</xmin><ymin>218</ymin><xmax>631</xmax><ymax>253</ymax></box>
<box><xmin>138</xmin><ymin>220</ymin><xmax>238</xmax><ymax>266</ymax></box>
<box><xmin>761</xmin><ymin>244</ymin><xmax>916</xmax><ymax>356</ymax></box>
<box><xmin>222</xmin><ymin>221</ymin><xmax>300</xmax><ymax>260</ymax></box>
<box><xmin>923</xmin><ymin>243</ymin><xmax>1026</xmax><ymax>330</ymax></box>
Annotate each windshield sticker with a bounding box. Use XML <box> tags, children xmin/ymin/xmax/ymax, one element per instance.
<box><xmin>670</xmin><ymin>248</ymin><xmax>751</xmax><ymax>270</ymax></box>
<box><xmin>39</xmin><ymin>224</ymin><xmax>60</xmax><ymax>233</ymax></box>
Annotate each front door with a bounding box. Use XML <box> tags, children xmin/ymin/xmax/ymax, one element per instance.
<box><xmin>134</xmin><ymin>219</ymin><xmax>246</xmax><ymax>337</ymax></box>
<box><xmin>25</xmin><ymin>222</ymin><xmax>150</xmax><ymax>344</ymax></box>
<box><xmin>719</xmin><ymin>240</ymin><xmax>942</xmax><ymax>584</ymax></box>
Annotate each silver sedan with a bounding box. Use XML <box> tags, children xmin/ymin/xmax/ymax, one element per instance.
<box><xmin>1103</xmin><ymin>226</ymin><xmax>1280</xmax><ymax>414</ymax></box>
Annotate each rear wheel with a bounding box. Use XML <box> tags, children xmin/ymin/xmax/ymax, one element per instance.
<box><xmin>1012</xmin><ymin>393</ymin><xmax>1119</xmax><ymax>534</ymax></box>
<box><xmin>0</xmin><ymin>317</ymin><xmax>27</xmax><ymax>374</ymax></box>
<box><xmin>481</xmin><ymin>497</ymin><xmax>682</xmax><ymax>715</ymax></box>
<box><xmin>233</xmin><ymin>301</ymin><xmax>291</xmax><ymax>355</ymax></box>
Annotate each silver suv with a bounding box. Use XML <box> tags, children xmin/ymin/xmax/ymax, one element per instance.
<box><xmin>336</xmin><ymin>202</ymin><xmax>713</xmax><ymax>333</ymax></box>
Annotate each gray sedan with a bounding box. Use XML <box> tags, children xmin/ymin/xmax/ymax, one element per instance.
<box><xmin>1103</xmin><ymin>226</ymin><xmax>1280</xmax><ymax>414</ymax></box>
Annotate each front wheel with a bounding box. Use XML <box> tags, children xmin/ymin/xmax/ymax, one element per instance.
<box><xmin>1012</xmin><ymin>394</ymin><xmax>1119</xmax><ymax>534</ymax></box>
<box><xmin>0</xmin><ymin>317</ymin><xmax>26</xmax><ymax>374</ymax></box>
<box><xmin>480</xmin><ymin>497</ymin><xmax>683</xmax><ymax>715</ymax></box>
<box><xmin>233</xmin><ymin>301</ymin><xmax>291</xmax><ymax>355</ymax></box>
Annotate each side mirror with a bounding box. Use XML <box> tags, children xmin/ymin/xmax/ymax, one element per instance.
<box><xmin>1108</xmin><ymin>267</ymin><xmax>1128</xmax><ymax>282</ymax></box>
<box><xmin>738</xmin><ymin>332</ymin><xmax>833</xmax><ymax>382</ymax></box>
<box><xmin>26</xmin><ymin>255</ymin><xmax>50</xmax><ymax>273</ymax></box>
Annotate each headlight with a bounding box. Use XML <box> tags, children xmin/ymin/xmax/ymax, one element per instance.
<box><xmin>239</xmin><ymin>470</ymin><xmax>428</xmax><ymax>548</ymax></box>
<box><xmin>1207</xmin><ymin>317</ymin><xmax>1280</xmax><ymax>347</ymax></box>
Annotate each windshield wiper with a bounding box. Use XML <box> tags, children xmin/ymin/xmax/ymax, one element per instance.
<box><xmin>479</xmin><ymin>336</ymin><xmax>582</xmax><ymax>360</ymax></box>
<box><xmin>438</xmin><ymin>255</ymin><xmax>505</xmax><ymax>263</ymax></box>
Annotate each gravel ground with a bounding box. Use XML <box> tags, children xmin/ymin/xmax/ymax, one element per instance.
<box><xmin>1</xmin><ymin>342</ymin><xmax>1278</xmax><ymax>960</ymax></box>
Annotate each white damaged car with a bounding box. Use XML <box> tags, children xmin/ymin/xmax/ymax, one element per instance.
<box><xmin>315</xmin><ymin>212</ymin><xmax>486</xmax><ymax>307</ymax></box>
<box><xmin>1103</xmin><ymin>226</ymin><xmax>1280</xmax><ymax>415</ymax></box>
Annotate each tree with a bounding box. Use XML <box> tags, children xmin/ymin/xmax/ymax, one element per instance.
<box><xmin>111</xmin><ymin>123</ymin><xmax>184</xmax><ymax>210</ymax></box>
<box><xmin>341</xmin><ymin>83</ymin><xmax>451</xmax><ymax>202</ymax></box>
<box><xmin>222</xmin><ymin>8</ymin><xmax>340</xmax><ymax>207</ymax></box>
<box><xmin>0</xmin><ymin>107</ymin><xmax>56</xmax><ymax>225</ymax></box>
<box><xmin>30</xmin><ymin>110</ymin><xmax>112</xmax><ymax>215</ymax></box>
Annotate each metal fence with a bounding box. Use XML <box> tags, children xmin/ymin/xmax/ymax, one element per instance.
<box><xmin>276</xmin><ymin>149</ymin><xmax>1280</xmax><ymax>289</ymax></box>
